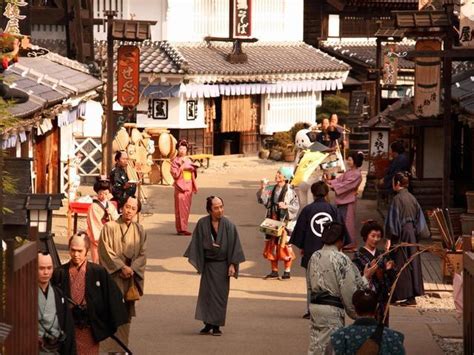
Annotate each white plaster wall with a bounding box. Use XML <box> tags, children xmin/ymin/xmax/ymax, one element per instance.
<box><xmin>137</xmin><ymin>96</ymin><xmax>206</xmax><ymax>129</ymax></box>
<box><xmin>261</xmin><ymin>91</ymin><xmax>319</xmax><ymax>135</ymax></box>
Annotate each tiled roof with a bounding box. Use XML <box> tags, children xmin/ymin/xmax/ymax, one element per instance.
<box><xmin>95</xmin><ymin>40</ymin><xmax>350</xmax><ymax>81</ymax></box>
<box><xmin>2</xmin><ymin>48</ymin><xmax>102</xmax><ymax>119</ymax></box>
<box><xmin>16</xmin><ymin>56</ymin><xmax>102</xmax><ymax>94</ymax></box>
<box><xmin>174</xmin><ymin>42</ymin><xmax>349</xmax><ymax>77</ymax></box>
<box><xmin>320</xmin><ymin>39</ymin><xmax>415</xmax><ymax>70</ymax></box>
<box><xmin>452</xmin><ymin>70</ymin><xmax>474</xmax><ymax>115</ymax></box>
<box><xmin>95</xmin><ymin>40</ymin><xmax>185</xmax><ymax>74</ymax></box>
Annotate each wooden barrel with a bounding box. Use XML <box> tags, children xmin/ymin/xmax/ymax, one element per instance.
<box><xmin>161</xmin><ymin>159</ymin><xmax>173</xmax><ymax>185</ymax></box>
<box><xmin>158</xmin><ymin>132</ymin><xmax>172</xmax><ymax>157</ymax></box>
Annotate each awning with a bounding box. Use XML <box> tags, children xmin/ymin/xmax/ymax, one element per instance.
<box><xmin>180</xmin><ymin>79</ymin><xmax>344</xmax><ymax>99</ymax></box>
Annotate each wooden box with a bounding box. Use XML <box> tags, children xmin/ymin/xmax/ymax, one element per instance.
<box><xmin>442</xmin><ymin>251</ymin><xmax>463</xmax><ymax>278</ymax></box>
<box><xmin>259</xmin><ymin>218</ymin><xmax>285</xmax><ymax>237</ymax></box>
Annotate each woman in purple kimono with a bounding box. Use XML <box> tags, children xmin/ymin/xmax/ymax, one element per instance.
<box><xmin>326</xmin><ymin>151</ymin><xmax>364</xmax><ymax>250</ymax></box>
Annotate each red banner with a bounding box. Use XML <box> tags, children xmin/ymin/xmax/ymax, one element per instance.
<box><xmin>233</xmin><ymin>0</ymin><xmax>252</xmax><ymax>38</ymax></box>
<box><xmin>117</xmin><ymin>45</ymin><xmax>140</xmax><ymax>107</ymax></box>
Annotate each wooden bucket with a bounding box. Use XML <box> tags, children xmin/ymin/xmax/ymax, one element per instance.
<box><xmin>161</xmin><ymin>159</ymin><xmax>173</xmax><ymax>185</ymax></box>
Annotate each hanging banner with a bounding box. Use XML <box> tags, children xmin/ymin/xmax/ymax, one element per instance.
<box><xmin>233</xmin><ymin>0</ymin><xmax>252</xmax><ymax>38</ymax></box>
<box><xmin>414</xmin><ymin>39</ymin><xmax>441</xmax><ymax>118</ymax></box>
<box><xmin>460</xmin><ymin>1</ymin><xmax>474</xmax><ymax>47</ymax></box>
<box><xmin>383</xmin><ymin>44</ymin><xmax>398</xmax><ymax>86</ymax></box>
<box><xmin>117</xmin><ymin>45</ymin><xmax>140</xmax><ymax>108</ymax></box>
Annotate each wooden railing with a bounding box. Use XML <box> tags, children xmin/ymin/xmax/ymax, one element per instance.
<box><xmin>464</xmin><ymin>236</ymin><xmax>474</xmax><ymax>355</ymax></box>
<box><xmin>4</xmin><ymin>241</ymin><xmax>38</xmax><ymax>354</ymax></box>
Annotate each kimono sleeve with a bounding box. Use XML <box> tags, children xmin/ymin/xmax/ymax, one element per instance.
<box><xmin>284</xmin><ymin>187</ymin><xmax>300</xmax><ymax>224</ymax></box>
<box><xmin>331</xmin><ymin>171</ymin><xmax>361</xmax><ymax>196</ymax></box>
<box><xmin>131</xmin><ymin>225</ymin><xmax>147</xmax><ymax>286</ymax></box>
<box><xmin>289</xmin><ymin>207</ymin><xmax>308</xmax><ymax>249</ymax></box>
<box><xmin>416</xmin><ymin>206</ymin><xmax>431</xmax><ymax>240</ymax></box>
<box><xmin>98</xmin><ymin>223</ymin><xmax>126</xmax><ymax>274</ymax></box>
<box><xmin>336</xmin><ymin>254</ymin><xmax>368</xmax><ymax>320</ymax></box>
<box><xmin>385</xmin><ymin>200</ymin><xmax>401</xmax><ymax>241</ymax></box>
<box><xmin>87</xmin><ymin>203</ymin><xmax>104</xmax><ymax>243</ymax></box>
<box><xmin>229</xmin><ymin>223</ymin><xmax>246</xmax><ymax>278</ymax></box>
<box><xmin>170</xmin><ymin>157</ymin><xmax>182</xmax><ymax>180</ymax></box>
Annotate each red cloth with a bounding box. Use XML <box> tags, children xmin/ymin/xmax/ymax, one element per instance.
<box><xmin>174</xmin><ymin>188</ymin><xmax>193</xmax><ymax>233</ymax></box>
<box><xmin>69</xmin><ymin>262</ymin><xmax>99</xmax><ymax>355</ymax></box>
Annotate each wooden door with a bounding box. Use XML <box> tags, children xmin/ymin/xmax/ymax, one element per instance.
<box><xmin>240</xmin><ymin>96</ymin><xmax>260</xmax><ymax>155</ymax></box>
<box><xmin>34</xmin><ymin>126</ymin><xmax>60</xmax><ymax>194</ymax></box>
<box><xmin>204</xmin><ymin>99</ymin><xmax>215</xmax><ymax>154</ymax></box>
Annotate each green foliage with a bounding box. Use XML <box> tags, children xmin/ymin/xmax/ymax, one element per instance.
<box><xmin>316</xmin><ymin>95</ymin><xmax>349</xmax><ymax>121</ymax></box>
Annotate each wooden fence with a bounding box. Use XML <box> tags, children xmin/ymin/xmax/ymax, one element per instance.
<box><xmin>4</xmin><ymin>241</ymin><xmax>38</xmax><ymax>354</ymax></box>
<box><xmin>464</xmin><ymin>236</ymin><xmax>474</xmax><ymax>355</ymax></box>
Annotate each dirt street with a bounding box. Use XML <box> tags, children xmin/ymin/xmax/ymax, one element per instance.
<box><xmin>53</xmin><ymin>156</ymin><xmax>451</xmax><ymax>354</ymax></box>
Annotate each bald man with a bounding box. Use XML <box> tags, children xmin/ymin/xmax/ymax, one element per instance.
<box><xmin>185</xmin><ymin>196</ymin><xmax>245</xmax><ymax>336</ymax></box>
<box><xmin>52</xmin><ymin>233</ymin><xmax>128</xmax><ymax>355</ymax></box>
<box><xmin>99</xmin><ymin>196</ymin><xmax>147</xmax><ymax>350</ymax></box>
<box><xmin>38</xmin><ymin>252</ymin><xmax>76</xmax><ymax>354</ymax></box>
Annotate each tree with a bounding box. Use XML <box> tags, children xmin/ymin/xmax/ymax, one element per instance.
<box><xmin>317</xmin><ymin>95</ymin><xmax>349</xmax><ymax>121</ymax></box>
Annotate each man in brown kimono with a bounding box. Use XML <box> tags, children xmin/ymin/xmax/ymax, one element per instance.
<box><xmin>99</xmin><ymin>196</ymin><xmax>147</xmax><ymax>351</ymax></box>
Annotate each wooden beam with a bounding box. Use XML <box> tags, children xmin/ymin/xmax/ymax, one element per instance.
<box><xmin>30</xmin><ymin>8</ymin><xmax>65</xmax><ymax>25</ymax></box>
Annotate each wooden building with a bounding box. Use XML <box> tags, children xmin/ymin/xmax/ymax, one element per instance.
<box><xmin>2</xmin><ymin>50</ymin><xmax>103</xmax><ymax>194</ymax></box>
<box><xmin>303</xmin><ymin>0</ymin><xmax>418</xmax><ymax>117</ymax></box>
<box><xmin>96</xmin><ymin>40</ymin><xmax>349</xmax><ymax>155</ymax></box>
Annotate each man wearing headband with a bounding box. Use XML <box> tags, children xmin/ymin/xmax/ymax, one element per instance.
<box><xmin>257</xmin><ymin>166</ymin><xmax>299</xmax><ymax>280</ymax></box>
<box><xmin>184</xmin><ymin>196</ymin><xmax>245</xmax><ymax>336</ymax></box>
<box><xmin>307</xmin><ymin>222</ymin><xmax>377</xmax><ymax>355</ymax></box>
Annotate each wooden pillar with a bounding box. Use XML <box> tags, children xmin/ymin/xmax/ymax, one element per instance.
<box><xmin>105</xmin><ymin>11</ymin><xmax>117</xmax><ymax>175</ymax></box>
<box><xmin>375</xmin><ymin>37</ymin><xmax>382</xmax><ymax>115</ymax></box>
<box><xmin>442</xmin><ymin>9</ymin><xmax>453</xmax><ymax>208</ymax></box>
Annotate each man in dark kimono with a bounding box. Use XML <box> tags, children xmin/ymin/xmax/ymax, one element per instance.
<box><xmin>109</xmin><ymin>151</ymin><xmax>137</xmax><ymax>209</ymax></box>
<box><xmin>38</xmin><ymin>252</ymin><xmax>76</xmax><ymax>355</ymax></box>
<box><xmin>184</xmin><ymin>196</ymin><xmax>245</xmax><ymax>336</ymax></box>
<box><xmin>290</xmin><ymin>181</ymin><xmax>345</xmax><ymax>319</ymax></box>
<box><xmin>52</xmin><ymin>233</ymin><xmax>129</xmax><ymax>354</ymax></box>
<box><xmin>380</xmin><ymin>141</ymin><xmax>410</xmax><ymax>191</ymax></box>
<box><xmin>385</xmin><ymin>172</ymin><xmax>430</xmax><ymax>306</ymax></box>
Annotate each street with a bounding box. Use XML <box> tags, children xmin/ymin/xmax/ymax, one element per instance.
<box><xmin>53</xmin><ymin>157</ymin><xmax>458</xmax><ymax>354</ymax></box>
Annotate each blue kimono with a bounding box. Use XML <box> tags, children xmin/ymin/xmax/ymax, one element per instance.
<box><xmin>382</xmin><ymin>153</ymin><xmax>410</xmax><ymax>190</ymax></box>
<box><xmin>385</xmin><ymin>188</ymin><xmax>430</xmax><ymax>301</ymax></box>
<box><xmin>328</xmin><ymin>317</ymin><xmax>405</xmax><ymax>355</ymax></box>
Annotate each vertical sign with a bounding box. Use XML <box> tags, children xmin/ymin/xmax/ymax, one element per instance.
<box><xmin>460</xmin><ymin>0</ymin><xmax>474</xmax><ymax>47</ymax></box>
<box><xmin>1</xmin><ymin>0</ymin><xmax>29</xmax><ymax>35</ymax></box>
<box><xmin>383</xmin><ymin>44</ymin><xmax>398</xmax><ymax>86</ymax></box>
<box><xmin>233</xmin><ymin>0</ymin><xmax>252</xmax><ymax>38</ymax></box>
<box><xmin>414</xmin><ymin>39</ymin><xmax>441</xmax><ymax>118</ymax></box>
<box><xmin>117</xmin><ymin>45</ymin><xmax>140</xmax><ymax>108</ymax></box>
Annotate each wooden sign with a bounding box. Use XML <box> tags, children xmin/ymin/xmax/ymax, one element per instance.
<box><xmin>460</xmin><ymin>0</ymin><xmax>474</xmax><ymax>47</ymax></box>
<box><xmin>233</xmin><ymin>0</ymin><xmax>252</xmax><ymax>38</ymax></box>
<box><xmin>117</xmin><ymin>45</ymin><xmax>140</xmax><ymax>107</ymax></box>
<box><xmin>383</xmin><ymin>44</ymin><xmax>398</xmax><ymax>86</ymax></box>
<box><xmin>1</xmin><ymin>0</ymin><xmax>30</xmax><ymax>35</ymax></box>
<box><xmin>414</xmin><ymin>40</ymin><xmax>441</xmax><ymax>118</ymax></box>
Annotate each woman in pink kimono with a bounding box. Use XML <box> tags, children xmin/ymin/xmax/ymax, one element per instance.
<box><xmin>326</xmin><ymin>152</ymin><xmax>364</xmax><ymax>250</ymax></box>
<box><xmin>86</xmin><ymin>178</ymin><xmax>119</xmax><ymax>263</ymax></box>
<box><xmin>171</xmin><ymin>139</ymin><xmax>198</xmax><ymax>235</ymax></box>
